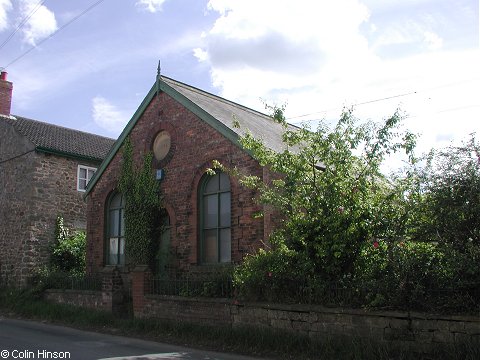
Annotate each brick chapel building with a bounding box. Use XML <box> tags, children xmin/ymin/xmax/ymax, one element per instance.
<box><xmin>0</xmin><ymin>71</ymin><xmax>115</xmax><ymax>286</ymax></box>
<box><xmin>85</xmin><ymin>75</ymin><xmax>292</xmax><ymax>276</ymax></box>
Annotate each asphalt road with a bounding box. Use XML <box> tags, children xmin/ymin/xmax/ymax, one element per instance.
<box><xmin>0</xmin><ymin>318</ymin><xmax>262</xmax><ymax>360</ymax></box>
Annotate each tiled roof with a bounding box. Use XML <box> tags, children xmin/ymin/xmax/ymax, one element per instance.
<box><xmin>1</xmin><ymin>115</ymin><xmax>115</xmax><ymax>161</ymax></box>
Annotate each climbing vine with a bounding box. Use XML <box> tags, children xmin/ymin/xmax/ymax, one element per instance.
<box><xmin>118</xmin><ymin>137</ymin><xmax>163</xmax><ymax>267</ymax></box>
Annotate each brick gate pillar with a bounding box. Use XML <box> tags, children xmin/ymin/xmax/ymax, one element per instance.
<box><xmin>132</xmin><ymin>265</ymin><xmax>152</xmax><ymax>318</ymax></box>
<box><xmin>101</xmin><ymin>266</ymin><xmax>123</xmax><ymax>312</ymax></box>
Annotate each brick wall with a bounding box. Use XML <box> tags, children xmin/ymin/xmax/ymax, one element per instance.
<box><xmin>0</xmin><ymin>75</ymin><xmax>13</xmax><ymax>116</ymax></box>
<box><xmin>0</xmin><ymin>118</ymin><xmax>100</xmax><ymax>286</ymax></box>
<box><xmin>87</xmin><ymin>92</ymin><xmax>265</xmax><ymax>273</ymax></box>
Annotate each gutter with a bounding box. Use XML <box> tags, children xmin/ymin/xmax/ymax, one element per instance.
<box><xmin>36</xmin><ymin>146</ymin><xmax>103</xmax><ymax>164</ymax></box>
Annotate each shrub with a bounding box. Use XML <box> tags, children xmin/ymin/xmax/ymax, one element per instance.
<box><xmin>50</xmin><ymin>216</ymin><xmax>86</xmax><ymax>275</ymax></box>
<box><xmin>355</xmin><ymin>240</ymin><xmax>480</xmax><ymax>312</ymax></box>
<box><xmin>227</xmin><ymin>106</ymin><xmax>479</xmax><ymax>313</ymax></box>
<box><xmin>234</xmin><ymin>239</ymin><xmax>314</xmax><ymax>302</ymax></box>
<box><xmin>217</xmin><ymin>107</ymin><xmax>417</xmax><ymax>282</ymax></box>
<box><xmin>412</xmin><ymin>134</ymin><xmax>480</xmax><ymax>248</ymax></box>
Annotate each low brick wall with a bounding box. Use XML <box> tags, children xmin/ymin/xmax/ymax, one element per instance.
<box><xmin>140</xmin><ymin>295</ymin><xmax>479</xmax><ymax>351</ymax></box>
<box><xmin>44</xmin><ymin>289</ymin><xmax>108</xmax><ymax>311</ymax></box>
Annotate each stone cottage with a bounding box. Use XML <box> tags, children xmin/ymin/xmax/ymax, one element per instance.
<box><xmin>0</xmin><ymin>71</ymin><xmax>115</xmax><ymax>286</ymax></box>
<box><xmin>85</xmin><ymin>75</ymin><xmax>292</xmax><ymax>276</ymax></box>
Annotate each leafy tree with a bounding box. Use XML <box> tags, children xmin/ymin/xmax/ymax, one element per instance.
<box><xmin>225</xmin><ymin>106</ymin><xmax>479</xmax><ymax>311</ymax></box>
<box><xmin>221</xmin><ymin>106</ymin><xmax>417</xmax><ymax>281</ymax></box>
<box><xmin>413</xmin><ymin>134</ymin><xmax>480</xmax><ymax>248</ymax></box>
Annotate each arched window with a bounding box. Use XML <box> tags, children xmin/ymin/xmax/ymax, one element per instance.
<box><xmin>107</xmin><ymin>192</ymin><xmax>125</xmax><ymax>265</ymax></box>
<box><xmin>200</xmin><ymin>172</ymin><xmax>231</xmax><ymax>263</ymax></box>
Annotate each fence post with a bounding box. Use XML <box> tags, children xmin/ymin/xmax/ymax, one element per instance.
<box><xmin>132</xmin><ymin>265</ymin><xmax>152</xmax><ymax>318</ymax></box>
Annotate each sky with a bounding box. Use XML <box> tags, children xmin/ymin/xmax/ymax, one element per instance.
<box><xmin>0</xmin><ymin>0</ymin><xmax>479</xmax><ymax>160</ymax></box>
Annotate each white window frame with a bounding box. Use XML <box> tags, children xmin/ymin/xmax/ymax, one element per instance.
<box><xmin>77</xmin><ymin>165</ymin><xmax>97</xmax><ymax>192</ymax></box>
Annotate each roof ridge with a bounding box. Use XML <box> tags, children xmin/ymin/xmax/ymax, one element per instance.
<box><xmin>161</xmin><ymin>75</ymin><xmax>273</xmax><ymax>121</ymax></box>
<box><xmin>85</xmin><ymin>74</ymin><xmax>301</xmax><ymax>196</ymax></box>
<box><xmin>12</xmin><ymin>115</ymin><xmax>115</xmax><ymax>141</ymax></box>
<box><xmin>2</xmin><ymin>114</ymin><xmax>115</xmax><ymax>162</ymax></box>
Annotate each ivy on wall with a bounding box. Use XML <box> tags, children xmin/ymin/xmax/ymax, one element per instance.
<box><xmin>118</xmin><ymin>137</ymin><xmax>163</xmax><ymax>267</ymax></box>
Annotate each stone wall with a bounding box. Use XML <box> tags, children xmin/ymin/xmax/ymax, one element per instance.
<box><xmin>141</xmin><ymin>295</ymin><xmax>233</xmax><ymax>326</ymax></box>
<box><xmin>0</xmin><ymin>118</ymin><xmax>100</xmax><ymax>286</ymax></box>
<box><xmin>137</xmin><ymin>295</ymin><xmax>480</xmax><ymax>352</ymax></box>
<box><xmin>43</xmin><ymin>266</ymin><xmax>124</xmax><ymax>312</ymax></box>
<box><xmin>44</xmin><ymin>289</ymin><xmax>106</xmax><ymax>311</ymax></box>
<box><xmin>43</xmin><ymin>267</ymin><xmax>479</xmax><ymax>353</ymax></box>
<box><xmin>0</xmin><ymin>119</ymin><xmax>37</xmax><ymax>286</ymax></box>
<box><xmin>87</xmin><ymin>92</ymin><xmax>265</xmax><ymax>273</ymax></box>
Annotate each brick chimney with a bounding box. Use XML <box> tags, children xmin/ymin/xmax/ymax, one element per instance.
<box><xmin>0</xmin><ymin>71</ymin><xmax>13</xmax><ymax>116</ymax></box>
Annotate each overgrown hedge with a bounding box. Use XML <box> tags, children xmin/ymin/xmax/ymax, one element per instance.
<box><xmin>233</xmin><ymin>241</ymin><xmax>480</xmax><ymax>313</ymax></box>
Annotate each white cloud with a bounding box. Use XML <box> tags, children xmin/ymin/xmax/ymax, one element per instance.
<box><xmin>372</xmin><ymin>22</ymin><xmax>444</xmax><ymax>52</ymax></box>
<box><xmin>0</xmin><ymin>0</ymin><xmax>12</xmax><ymax>32</ymax></box>
<box><xmin>136</xmin><ymin>0</ymin><xmax>167</xmax><ymax>13</ymax></box>
<box><xmin>195</xmin><ymin>0</ymin><xmax>479</xmax><ymax>160</ymax></box>
<box><xmin>193</xmin><ymin>47</ymin><xmax>209</xmax><ymax>62</ymax></box>
<box><xmin>423</xmin><ymin>31</ymin><xmax>443</xmax><ymax>50</ymax></box>
<box><xmin>196</xmin><ymin>0</ymin><xmax>375</xmax><ymax>115</ymax></box>
<box><xmin>92</xmin><ymin>96</ymin><xmax>130</xmax><ymax>135</ymax></box>
<box><xmin>20</xmin><ymin>0</ymin><xmax>57</xmax><ymax>45</ymax></box>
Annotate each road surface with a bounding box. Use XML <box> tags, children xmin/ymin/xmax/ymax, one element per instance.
<box><xmin>0</xmin><ymin>318</ymin><xmax>263</xmax><ymax>360</ymax></box>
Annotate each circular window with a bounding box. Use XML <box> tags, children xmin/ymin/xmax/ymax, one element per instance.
<box><xmin>153</xmin><ymin>131</ymin><xmax>171</xmax><ymax>161</ymax></box>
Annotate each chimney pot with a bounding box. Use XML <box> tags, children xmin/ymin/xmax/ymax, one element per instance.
<box><xmin>0</xmin><ymin>71</ymin><xmax>7</xmax><ymax>81</ymax></box>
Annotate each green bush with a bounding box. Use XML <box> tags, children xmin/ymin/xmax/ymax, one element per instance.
<box><xmin>218</xmin><ymin>107</ymin><xmax>418</xmax><ymax>282</ymax></box>
<box><xmin>411</xmin><ymin>134</ymin><xmax>480</xmax><ymax>248</ymax></box>
<box><xmin>49</xmin><ymin>216</ymin><xmax>86</xmax><ymax>275</ymax></box>
<box><xmin>234</xmin><ymin>240</ymin><xmax>314</xmax><ymax>302</ymax></box>
<box><xmin>50</xmin><ymin>231</ymin><xmax>86</xmax><ymax>274</ymax></box>
<box><xmin>29</xmin><ymin>216</ymin><xmax>89</xmax><ymax>291</ymax></box>
<box><xmin>354</xmin><ymin>240</ymin><xmax>480</xmax><ymax>312</ymax></box>
<box><xmin>227</xmin><ymin>106</ymin><xmax>479</xmax><ymax>313</ymax></box>
<box><xmin>234</xmin><ymin>240</ymin><xmax>479</xmax><ymax>312</ymax></box>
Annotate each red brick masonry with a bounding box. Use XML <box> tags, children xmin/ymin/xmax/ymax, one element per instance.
<box><xmin>86</xmin><ymin>92</ymin><xmax>265</xmax><ymax>273</ymax></box>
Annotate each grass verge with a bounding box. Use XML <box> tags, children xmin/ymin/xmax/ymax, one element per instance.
<box><xmin>0</xmin><ymin>287</ymin><xmax>478</xmax><ymax>360</ymax></box>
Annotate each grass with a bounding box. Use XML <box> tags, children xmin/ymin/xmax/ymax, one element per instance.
<box><xmin>0</xmin><ymin>287</ymin><xmax>478</xmax><ymax>360</ymax></box>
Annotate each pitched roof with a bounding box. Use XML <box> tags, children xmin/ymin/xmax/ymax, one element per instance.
<box><xmin>162</xmin><ymin>77</ymin><xmax>298</xmax><ymax>153</ymax></box>
<box><xmin>85</xmin><ymin>75</ymin><xmax>298</xmax><ymax>195</ymax></box>
<box><xmin>1</xmin><ymin>114</ymin><xmax>115</xmax><ymax>162</ymax></box>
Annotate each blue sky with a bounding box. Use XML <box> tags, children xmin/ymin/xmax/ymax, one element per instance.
<box><xmin>1</xmin><ymin>0</ymin><xmax>478</xmax><ymax>158</ymax></box>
